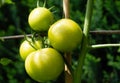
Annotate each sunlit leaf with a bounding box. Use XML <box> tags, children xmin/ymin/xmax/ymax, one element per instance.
<box><xmin>117</xmin><ymin>47</ymin><xmax>120</xmax><ymax>53</ymax></box>
<box><xmin>0</xmin><ymin>58</ymin><xmax>12</xmax><ymax>66</ymax></box>
<box><xmin>0</xmin><ymin>0</ymin><xmax>4</xmax><ymax>7</ymax></box>
<box><xmin>0</xmin><ymin>0</ymin><xmax>14</xmax><ymax>7</ymax></box>
<box><xmin>0</xmin><ymin>38</ymin><xmax>4</xmax><ymax>41</ymax></box>
<box><xmin>4</xmin><ymin>0</ymin><xmax>14</xmax><ymax>4</ymax></box>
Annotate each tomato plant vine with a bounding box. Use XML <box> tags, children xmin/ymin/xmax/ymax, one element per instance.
<box><xmin>73</xmin><ymin>0</ymin><xmax>93</xmax><ymax>83</ymax></box>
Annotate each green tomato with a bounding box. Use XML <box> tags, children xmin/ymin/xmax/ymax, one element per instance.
<box><xmin>48</xmin><ymin>18</ymin><xmax>83</xmax><ymax>52</ymax></box>
<box><xmin>19</xmin><ymin>38</ymin><xmax>42</xmax><ymax>60</ymax></box>
<box><xmin>28</xmin><ymin>7</ymin><xmax>54</xmax><ymax>32</ymax></box>
<box><xmin>25</xmin><ymin>48</ymin><xmax>64</xmax><ymax>82</ymax></box>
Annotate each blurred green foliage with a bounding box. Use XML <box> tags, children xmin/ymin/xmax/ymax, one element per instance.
<box><xmin>0</xmin><ymin>0</ymin><xmax>120</xmax><ymax>83</ymax></box>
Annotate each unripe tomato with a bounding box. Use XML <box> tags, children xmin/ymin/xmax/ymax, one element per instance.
<box><xmin>28</xmin><ymin>7</ymin><xmax>54</xmax><ymax>31</ymax></box>
<box><xmin>19</xmin><ymin>38</ymin><xmax>42</xmax><ymax>60</ymax></box>
<box><xmin>48</xmin><ymin>19</ymin><xmax>83</xmax><ymax>52</ymax></box>
<box><xmin>25</xmin><ymin>48</ymin><xmax>64</xmax><ymax>82</ymax></box>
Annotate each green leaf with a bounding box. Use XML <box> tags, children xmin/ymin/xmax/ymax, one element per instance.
<box><xmin>0</xmin><ymin>38</ymin><xmax>4</xmax><ymax>41</ymax></box>
<box><xmin>117</xmin><ymin>47</ymin><xmax>120</xmax><ymax>53</ymax></box>
<box><xmin>4</xmin><ymin>0</ymin><xmax>14</xmax><ymax>4</ymax></box>
<box><xmin>0</xmin><ymin>0</ymin><xmax>4</xmax><ymax>7</ymax></box>
<box><xmin>0</xmin><ymin>0</ymin><xmax>14</xmax><ymax>7</ymax></box>
<box><xmin>0</xmin><ymin>58</ymin><xmax>12</xmax><ymax>66</ymax></box>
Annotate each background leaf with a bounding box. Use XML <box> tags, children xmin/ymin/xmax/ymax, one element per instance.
<box><xmin>0</xmin><ymin>58</ymin><xmax>12</xmax><ymax>66</ymax></box>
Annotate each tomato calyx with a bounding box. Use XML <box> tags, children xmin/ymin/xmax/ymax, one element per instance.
<box><xmin>24</xmin><ymin>33</ymin><xmax>42</xmax><ymax>50</ymax></box>
<box><xmin>25</xmin><ymin>32</ymin><xmax>51</xmax><ymax>49</ymax></box>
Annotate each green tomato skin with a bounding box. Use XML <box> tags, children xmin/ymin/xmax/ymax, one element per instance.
<box><xmin>25</xmin><ymin>48</ymin><xmax>64</xmax><ymax>82</ymax></box>
<box><xmin>19</xmin><ymin>39</ymin><xmax>42</xmax><ymax>60</ymax></box>
<box><xmin>28</xmin><ymin>7</ymin><xmax>54</xmax><ymax>31</ymax></box>
<box><xmin>48</xmin><ymin>19</ymin><xmax>83</xmax><ymax>52</ymax></box>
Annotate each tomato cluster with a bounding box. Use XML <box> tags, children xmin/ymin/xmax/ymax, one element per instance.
<box><xmin>19</xmin><ymin>6</ymin><xmax>82</xmax><ymax>82</ymax></box>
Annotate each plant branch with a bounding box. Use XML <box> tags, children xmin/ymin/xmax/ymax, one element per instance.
<box><xmin>63</xmin><ymin>0</ymin><xmax>73</xmax><ymax>83</ymax></box>
<box><xmin>63</xmin><ymin>0</ymin><xmax>69</xmax><ymax>18</ymax></box>
<box><xmin>90</xmin><ymin>43</ymin><xmax>120</xmax><ymax>49</ymax></box>
<box><xmin>83</xmin><ymin>0</ymin><xmax>93</xmax><ymax>37</ymax></box>
<box><xmin>0</xmin><ymin>34</ymin><xmax>32</xmax><ymax>40</ymax></box>
<box><xmin>90</xmin><ymin>30</ymin><xmax>120</xmax><ymax>35</ymax></box>
<box><xmin>1</xmin><ymin>30</ymin><xmax>120</xmax><ymax>40</ymax></box>
<box><xmin>73</xmin><ymin>0</ymin><xmax>93</xmax><ymax>83</ymax></box>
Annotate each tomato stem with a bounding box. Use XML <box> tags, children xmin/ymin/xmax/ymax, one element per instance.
<box><xmin>49</xmin><ymin>6</ymin><xmax>55</xmax><ymax>10</ymax></box>
<box><xmin>43</xmin><ymin>0</ymin><xmax>46</xmax><ymax>7</ymax></box>
<box><xmin>24</xmin><ymin>34</ymin><xmax>38</xmax><ymax>50</ymax></box>
<box><xmin>73</xmin><ymin>0</ymin><xmax>94</xmax><ymax>83</ymax></box>
<box><xmin>37</xmin><ymin>0</ymin><xmax>40</xmax><ymax>7</ymax></box>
